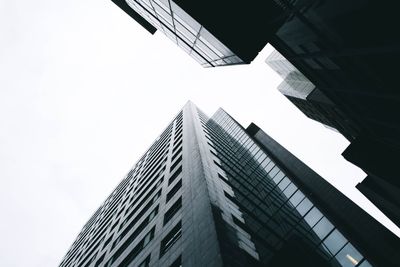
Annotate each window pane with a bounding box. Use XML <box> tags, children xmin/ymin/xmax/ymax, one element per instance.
<box><xmin>175</xmin><ymin>20</ymin><xmax>196</xmax><ymax>42</ymax></box>
<box><xmin>170</xmin><ymin>2</ymin><xmax>201</xmax><ymax>34</ymax></box>
<box><xmin>304</xmin><ymin>207</ymin><xmax>323</xmax><ymax>227</ymax></box>
<box><xmin>289</xmin><ymin>190</ymin><xmax>305</xmax><ymax>207</ymax></box>
<box><xmin>312</xmin><ymin>217</ymin><xmax>334</xmax><ymax>240</ymax></box>
<box><xmin>335</xmin><ymin>243</ymin><xmax>363</xmax><ymax>267</ymax></box>
<box><xmin>323</xmin><ymin>229</ymin><xmax>347</xmax><ymax>255</ymax></box>
<box><xmin>273</xmin><ymin>171</ymin><xmax>285</xmax><ymax>184</ymax></box>
<box><xmin>283</xmin><ymin>183</ymin><xmax>297</xmax><ymax>198</ymax></box>
<box><xmin>296</xmin><ymin>198</ymin><xmax>312</xmax><ymax>216</ymax></box>
<box><xmin>358</xmin><ymin>260</ymin><xmax>373</xmax><ymax>267</ymax></box>
<box><xmin>278</xmin><ymin>177</ymin><xmax>290</xmax><ymax>191</ymax></box>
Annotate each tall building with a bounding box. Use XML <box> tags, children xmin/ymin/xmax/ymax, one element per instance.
<box><xmin>356</xmin><ymin>176</ymin><xmax>400</xmax><ymax>228</ymax></box>
<box><xmin>265</xmin><ymin>49</ymin><xmax>359</xmax><ymax>140</ymax></box>
<box><xmin>266</xmin><ymin>2</ymin><xmax>400</xmax><ymax>224</ymax></box>
<box><xmin>110</xmin><ymin>1</ymin><xmax>400</xmax><ymax>226</ymax></box>
<box><xmin>59</xmin><ymin>102</ymin><xmax>399</xmax><ymax>267</ymax></box>
<box><xmin>110</xmin><ymin>0</ymin><xmax>284</xmax><ymax>67</ymax></box>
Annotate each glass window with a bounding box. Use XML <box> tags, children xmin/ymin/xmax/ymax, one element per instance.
<box><xmin>272</xmin><ymin>171</ymin><xmax>285</xmax><ymax>184</ymax></box>
<box><xmin>195</xmin><ymin>40</ymin><xmax>219</xmax><ymax>61</ymax></box>
<box><xmin>153</xmin><ymin>3</ymin><xmax>173</xmax><ymax>26</ymax></box>
<box><xmin>358</xmin><ymin>260</ymin><xmax>373</xmax><ymax>267</ymax></box>
<box><xmin>152</xmin><ymin>0</ymin><xmax>169</xmax><ymax>10</ymax></box>
<box><xmin>168</xmin><ymin>256</ymin><xmax>182</xmax><ymax>267</ymax></box>
<box><xmin>257</xmin><ymin>153</ymin><xmax>267</xmax><ymax>165</ymax></box>
<box><xmin>199</xmin><ymin>27</ymin><xmax>234</xmax><ymax>57</ymax></box>
<box><xmin>138</xmin><ymin>255</ymin><xmax>151</xmax><ymax>267</ymax></box>
<box><xmin>170</xmin><ymin>2</ymin><xmax>201</xmax><ymax>34</ymax></box>
<box><xmin>263</xmin><ymin>161</ymin><xmax>275</xmax><ymax>173</ymax></box>
<box><xmin>277</xmin><ymin>177</ymin><xmax>290</xmax><ymax>191</ymax></box>
<box><xmin>143</xmin><ymin>230</ymin><xmax>153</xmax><ymax>246</ymax></box>
<box><xmin>283</xmin><ymin>183</ymin><xmax>297</xmax><ymax>198</ymax></box>
<box><xmin>289</xmin><ymin>190</ymin><xmax>305</xmax><ymax>207</ymax></box>
<box><xmin>312</xmin><ymin>217</ymin><xmax>334</xmax><ymax>240</ymax></box>
<box><xmin>304</xmin><ymin>207</ymin><xmax>323</xmax><ymax>227</ymax></box>
<box><xmin>175</xmin><ymin>20</ymin><xmax>196</xmax><ymax>42</ymax></box>
<box><xmin>261</xmin><ymin>157</ymin><xmax>271</xmax><ymax>168</ymax></box>
<box><xmin>335</xmin><ymin>243</ymin><xmax>363</xmax><ymax>267</ymax></box>
<box><xmin>296</xmin><ymin>197</ymin><xmax>313</xmax><ymax>216</ymax></box>
<box><xmin>323</xmin><ymin>229</ymin><xmax>347</xmax><ymax>255</ymax></box>
<box><xmin>268</xmin><ymin>165</ymin><xmax>280</xmax><ymax>178</ymax></box>
<box><xmin>160</xmin><ymin>222</ymin><xmax>182</xmax><ymax>257</ymax></box>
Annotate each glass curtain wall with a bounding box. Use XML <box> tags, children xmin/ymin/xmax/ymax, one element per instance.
<box><xmin>125</xmin><ymin>0</ymin><xmax>244</xmax><ymax>67</ymax></box>
<box><xmin>204</xmin><ymin>109</ymin><xmax>372</xmax><ymax>267</ymax></box>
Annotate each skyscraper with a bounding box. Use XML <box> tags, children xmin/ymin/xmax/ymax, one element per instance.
<box><xmin>266</xmin><ymin>46</ymin><xmax>400</xmax><ymax>228</ymax></box>
<box><xmin>59</xmin><ymin>102</ymin><xmax>399</xmax><ymax>267</ymax></box>
<box><xmin>265</xmin><ymin>49</ymin><xmax>360</xmax><ymax>140</ymax></box>
<box><xmin>110</xmin><ymin>0</ymin><xmax>284</xmax><ymax>67</ymax></box>
<box><xmin>266</xmin><ymin>2</ymin><xmax>400</xmax><ymax>221</ymax></box>
<box><xmin>110</xmin><ymin>1</ymin><xmax>400</xmax><ymax>224</ymax></box>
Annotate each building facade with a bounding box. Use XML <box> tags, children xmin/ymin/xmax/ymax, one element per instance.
<box><xmin>59</xmin><ymin>102</ymin><xmax>399</xmax><ymax>267</ymax></box>
<box><xmin>266</xmin><ymin>49</ymin><xmax>359</xmax><ymax>140</ymax></box>
<box><xmin>110</xmin><ymin>0</ymin><xmax>284</xmax><ymax>67</ymax></box>
<box><xmin>267</xmin><ymin>1</ymin><xmax>400</xmax><ymax>220</ymax></box>
<box><xmin>110</xmin><ymin>1</ymin><xmax>400</xmax><ymax>226</ymax></box>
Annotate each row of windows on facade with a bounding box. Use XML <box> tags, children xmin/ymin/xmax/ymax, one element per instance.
<box><xmin>91</xmin><ymin>129</ymin><xmax>184</xmax><ymax>265</ymax></box>
<box><xmin>70</xmin><ymin>149</ymin><xmax>183</xmax><ymax>267</ymax></box>
<box><xmin>126</xmin><ymin>0</ymin><xmax>243</xmax><ymax>67</ymax></box>
<box><xmin>60</xmin><ymin>114</ymin><xmax>183</xmax><ymax>267</ymax></box>
<box><xmin>101</xmin><ymin>165</ymin><xmax>184</xmax><ymax>266</ymax></box>
<box><xmin>204</xmin><ymin>112</ymin><xmax>371</xmax><ymax>267</ymax></box>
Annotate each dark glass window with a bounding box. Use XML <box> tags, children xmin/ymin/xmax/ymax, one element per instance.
<box><xmin>304</xmin><ymin>207</ymin><xmax>323</xmax><ymax>227</ymax></box>
<box><xmin>323</xmin><ymin>229</ymin><xmax>347</xmax><ymax>255</ymax></box>
<box><xmin>164</xmin><ymin>197</ymin><xmax>182</xmax><ymax>225</ymax></box>
<box><xmin>170</xmin><ymin>155</ymin><xmax>182</xmax><ymax>172</ymax></box>
<box><xmin>312</xmin><ymin>217</ymin><xmax>334</xmax><ymax>240</ymax></box>
<box><xmin>168</xmin><ymin>166</ymin><xmax>182</xmax><ymax>185</ymax></box>
<box><xmin>166</xmin><ymin>179</ymin><xmax>182</xmax><ymax>202</ymax></box>
<box><xmin>169</xmin><ymin>255</ymin><xmax>182</xmax><ymax>267</ymax></box>
<box><xmin>160</xmin><ymin>222</ymin><xmax>182</xmax><ymax>257</ymax></box>
<box><xmin>296</xmin><ymin>197</ymin><xmax>313</xmax><ymax>216</ymax></box>
<box><xmin>94</xmin><ymin>253</ymin><xmax>105</xmax><ymax>267</ymax></box>
<box><xmin>138</xmin><ymin>255</ymin><xmax>151</xmax><ymax>267</ymax></box>
<box><xmin>335</xmin><ymin>243</ymin><xmax>363</xmax><ymax>267</ymax></box>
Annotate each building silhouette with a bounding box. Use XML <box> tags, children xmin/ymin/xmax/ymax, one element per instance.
<box><xmin>110</xmin><ymin>1</ymin><xmax>400</xmax><ymax>227</ymax></box>
<box><xmin>265</xmin><ymin>45</ymin><xmax>400</xmax><ymax>228</ymax></box>
<box><xmin>59</xmin><ymin>102</ymin><xmax>399</xmax><ymax>267</ymax></box>
<box><xmin>110</xmin><ymin>0</ymin><xmax>283</xmax><ymax>67</ymax></box>
<box><xmin>266</xmin><ymin>2</ymin><xmax>400</xmax><ymax>228</ymax></box>
<box><xmin>265</xmin><ymin>49</ymin><xmax>359</xmax><ymax>140</ymax></box>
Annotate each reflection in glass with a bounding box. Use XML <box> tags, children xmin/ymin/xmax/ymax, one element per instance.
<box><xmin>323</xmin><ymin>229</ymin><xmax>347</xmax><ymax>255</ymax></box>
<box><xmin>335</xmin><ymin>243</ymin><xmax>363</xmax><ymax>267</ymax></box>
<box><xmin>296</xmin><ymin>197</ymin><xmax>313</xmax><ymax>216</ymax></box>
<box><xmin>304</xmin><ymin>207</ymin><xmax>323</xmax><ymax>227</ymax></box>
<box><xmin>125</xmin><ymin>0</ymin><xmax>245</xmax><ymax>67</ymax></box>
<box><xmin>312</xmin><ymin>217</ymin><xmax>334</xmax><ymax>239</ymax></box>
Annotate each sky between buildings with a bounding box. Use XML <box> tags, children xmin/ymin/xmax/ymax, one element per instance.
<box><xmin>0</xmin><ymin>1</ymin><xmax>399</xmax><ymax>267</ymax></box>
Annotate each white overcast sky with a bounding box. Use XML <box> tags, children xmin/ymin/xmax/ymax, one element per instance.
<box><xmin>0</xmin><ymin>1</ymin><xmax>399</xmax><ymax>266</ymax></box>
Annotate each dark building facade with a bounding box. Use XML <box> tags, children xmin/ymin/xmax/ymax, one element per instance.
<box><xmin>110</xmin><ymin>1</ymin><xmax>400</xmax><ymax>227</ymax></box>
<box><xmin>59</xmin><ymin>102</ymin><xmax>398</xmax><ymax>267</ymax></box>
<box><xmin>110</xmin><ymin>0</ymin><xmax>284</xmax><ymax>67</ymax></box>
<box><xmin>356</xmin><ymin>175</ymin><xmax>400</xmax><ymax>229</ymax></box>
<box><xmin>265</xmin><ymin>49</ymin><xmax>359</xmax><ymax>140</ymax></box>
<box><xmin>266</xmin><ymin>1</ymin><xmax>400</xmax><ymax>227</ymax></box>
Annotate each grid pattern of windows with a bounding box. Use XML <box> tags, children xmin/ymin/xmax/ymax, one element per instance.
<box><xmin>59</xmin><ymin>111</ymin><xmax>184</xmax><ymax>267</ymax></box>
<box><xmin>60</xmin><ymin>103</ymin><xmax>385</xmax><ymax>267</ymax></box>
<box><xmin>124</xmin><ymin>0</ymin><xmax>244</xmax><ymax>67</ymax></box>
<box><xmin>160</xmin><ymin>221</ymin><xmax>182</xmax><ymax>257</ymax></box>
<box><xmin>266</xmin><ymin>50</ymin><xmax>360</xmax><ymax>140</ymax></box>
<box><xmin>202</xmin><ymin>108</ymin><xmax>372</xmax><ymax>267</ymax></box>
